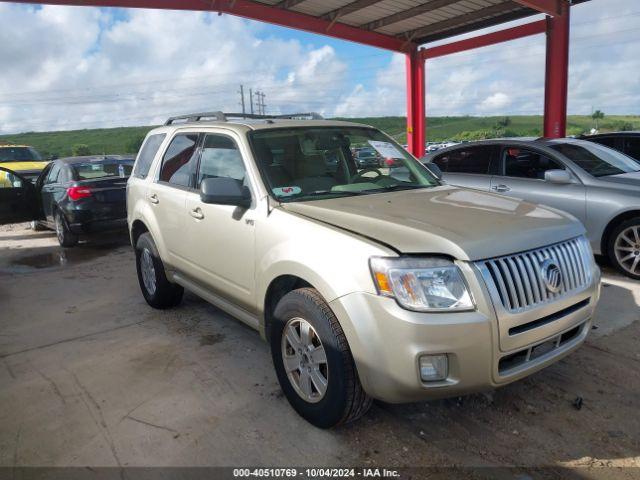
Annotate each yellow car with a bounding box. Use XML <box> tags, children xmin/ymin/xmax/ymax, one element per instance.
<box><xmin>0</xmin><ymin>144</ymin><xmax>50</xmax><ymax>187</ymax></box>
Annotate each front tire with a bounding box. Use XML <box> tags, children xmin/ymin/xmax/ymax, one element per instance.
<box><xmin>271</xmin><ymin>288</ymin><xmax>372</xmax><ymax>428</ymax></box>
<box><xmin>608</xmin><ymin>217</ymin><xmax>640</xmax><ymax>279</ymax></box>
<box><xmin>135</xmin><ymin>232</ymin><xmax>184</xmax><ymax>309</ymax></box>
<box><xmin>55</xmin><ymin>211</ymin><xmax>78</xmax><ymax>247</ymax></box>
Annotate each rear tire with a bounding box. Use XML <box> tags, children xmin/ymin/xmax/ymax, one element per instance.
<box><xmin>271</xmin><ymin>287</ymin><xmax>372</xmax><ymax>428</ymax></box>
<box><xmin>54</xmin><ymin>211</ymin><xmax>78</xmax><ymax>247</ymax></box>
<box><xmin>607</xmin><ymin>217</ymin><xmax>640</xmax><ymax>280</ymax></box>
<box><xmin>135</xmin><ymin>232</ymin><xmax>184</xmax><ymax>309</ymax></box>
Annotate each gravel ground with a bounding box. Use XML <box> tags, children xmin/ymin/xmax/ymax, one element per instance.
<box><xmin>0</xmin><ymin>223</ymin><xmax>639</xmax><ymax>477</ymax></box>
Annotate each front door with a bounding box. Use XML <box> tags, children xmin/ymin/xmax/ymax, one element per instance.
<box><xmin>183</xmin><ymin>132</ymin><xmax>256</xmax><ymax>311</ymax></box>
<box><xmin>491</xmin><ymin>146</ymin><xmax>587</xmax><ymax>224</ymax></box>
<box><xmin>0</xmin><ymin>167</ymin><xmax>38</xmax><ymax>225</ymax></box>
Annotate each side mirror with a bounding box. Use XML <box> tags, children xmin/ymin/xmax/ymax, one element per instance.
<box><xmin>426</xmin><ymin>162</ymin><xmax>443</xmax><ymax>180</ymax></box>
<box><xmin>200</xmin><ymin>177</ymin><xmax>251</xmax><ymax>208</ymax></box>
<box><xmin>544</xmin><ymin>169</ymin><xmax>572</xmax><ymax>184</ymax></box>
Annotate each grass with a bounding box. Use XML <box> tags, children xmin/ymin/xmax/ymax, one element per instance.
<box><xmin>2</xmin><ymin>115</ymin><xmax>639</xmax><ymax>158</ymax></box>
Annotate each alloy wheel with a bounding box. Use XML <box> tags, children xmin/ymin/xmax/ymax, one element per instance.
<box><xmin>614</xmin><ymin>225</ymin><xmax>640</xmax><ymax>276</ymax></box>
<box><xmin>280</xmin><ymin>317</ymin><xmax>328</xmax><ymax>403</ymax></box>
<box><xmin>140</xmin><ymin>248</ymin><xmax>157</xmax><ymax>295</ymax></box>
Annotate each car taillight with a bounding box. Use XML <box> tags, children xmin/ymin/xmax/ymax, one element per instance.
<box><xmin>67</xmin><ymin>186</ymin><xmax>92</xmax><ymax>201</ymax></box>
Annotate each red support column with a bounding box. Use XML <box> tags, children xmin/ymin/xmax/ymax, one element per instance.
<box><xmin>543</xmin><ymin>2</ymin><xmax>570</xmax><ymax>138</ymax></box>
<box><xmin>406</xmin><ymin>48</ymin><xmax>425</xmax><ymax>158</ymax></box>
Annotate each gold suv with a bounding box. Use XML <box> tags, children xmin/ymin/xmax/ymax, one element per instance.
<box><xmin>127</xmin><ymin>112</ymin><xmax>601</xmax><ymax>428</ymax></box>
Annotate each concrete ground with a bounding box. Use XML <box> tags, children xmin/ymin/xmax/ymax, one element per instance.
<box><xmin>1</xmin><ymin>223</ymin><xmax>639</xmax><ymax>473</ymax></box>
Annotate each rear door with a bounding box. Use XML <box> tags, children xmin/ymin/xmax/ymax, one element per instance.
<box><xmin>40</xmin><ymin>162</ymin><xmax>64</xmax><ymax>222</ymax></box>
<box><xmin>431</xmin><ymin>145</ymin><xmax>496</xmax><ymax>191</ymax></box>
<box><xmin>0</xmin><ymin>167</ymin><xmax>38</xmax><ymax>225</ymax></box>
<box><xmin>147</xmin><ymin>132</ymin><xmax>201</xmax><ymax>270</ymax></box>
<box><xmin>491</xmin><ymin>146</ymin><xmax>587</xmax><ymax>223</ymax></box>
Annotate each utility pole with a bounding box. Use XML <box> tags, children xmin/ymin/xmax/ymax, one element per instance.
<box><xmin>256</xmin><ymin>91</ymin><xmax>266</xmax><ymax>115</ymax></box>
<box><xmin>249</xmin><ymin>89</ymin><xmax>254</xmax><ymax>114</ymax></box>
<box><xmin>238</xmin><ymin>84</ymin><xmax>246</xmax><ymax>114</ymax></box>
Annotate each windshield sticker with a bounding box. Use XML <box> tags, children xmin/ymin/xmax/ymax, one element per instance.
<box><xmin>368</xmin><ymin>140</ymin><xmax>404</xmax><ymax>159</ymax></box>
<box><xmin>273</xmin><ymin>186</ymin><xmax>301</xmax><ymax>196</ymax></box>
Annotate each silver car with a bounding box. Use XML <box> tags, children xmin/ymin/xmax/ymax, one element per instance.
<box><xmin>423</xmin><ymin>138</ymin><xmax>640</xmax><ymax>279</ymax></box>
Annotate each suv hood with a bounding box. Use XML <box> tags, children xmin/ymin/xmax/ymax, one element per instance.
<box><xmin>280</xmin><ymin>186</ymin><xmax>584</xmax><ymax>261</ymax></box>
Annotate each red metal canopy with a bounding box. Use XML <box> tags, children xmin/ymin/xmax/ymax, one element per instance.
<box><xmin>2</xmin><ymin>0</ymin><xmax>587</xmax><ymax>156</ymax></box>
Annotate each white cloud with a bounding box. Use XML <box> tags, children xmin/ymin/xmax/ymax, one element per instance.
<box><xmin>0</xmin><ymin>4</ymin><xmax>347</xmax><ymax>133</ymax></box>
<box><xmin>0</xmin><ymin>0</ymin><xmax>638</xmax><ymax>133</ymax></box>
<box><xmin>334</xmin><ymin>0</ymin><xmax>640</xmax><ymax>119</ymax></box>
<box><xmin>478</xmin><ymin>92</ymin><xmax>512</xmax><ymax>112</ymax></box>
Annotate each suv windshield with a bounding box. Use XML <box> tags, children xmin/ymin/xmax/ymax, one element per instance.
<box><xmin>249</xmin><ymin>127</ymin><xmax>437</xmax><ymax>202</ymax></box>
<box><xmin>0</xmin><ymin>146</ymin><xmax>43</xmax><ymax>162</ymax></box>
<box><xmin>550</xmin><ymin>142</ymin><xmax>640</xmax><ymax>177</ymax></box>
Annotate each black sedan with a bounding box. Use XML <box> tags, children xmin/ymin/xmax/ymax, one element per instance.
<box><xmin>0</xmin><ymin>155</ymin><xmax>133</xmax><ymax>247</ymax></box>
<box><xmin>354</xmin><ymin>147</ymin><xmax>380</xmax><ymax>168</ymax></box>
<box><xmin>580</xmin><ymin>131</ymin><xmax>640</xmax><ymax>163</ymax></box>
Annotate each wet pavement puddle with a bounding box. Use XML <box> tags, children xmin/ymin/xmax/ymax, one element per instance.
<box><xmin>0</xmin><ymin>234</ymin><xmax>130</xmax><ymax>273</ymax></box>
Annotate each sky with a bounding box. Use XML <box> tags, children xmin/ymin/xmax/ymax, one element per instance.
<box><xmin>0</xmin><ymin>0</ymin><xmax>638</xmax><ymax>133</ymax></box>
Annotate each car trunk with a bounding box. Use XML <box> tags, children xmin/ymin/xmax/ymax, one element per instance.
<box><xmin>72</xmin><ymin>176</ymin><xmax>128</xmax><ymax>220</ymax></box>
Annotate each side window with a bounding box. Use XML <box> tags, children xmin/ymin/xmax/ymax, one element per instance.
<box><xmin>433</xmin><ymin>147</ymin><xmax>493</xmax><ymax>174</ymax></box>
<box><xmin>197</xmin><ymin>134</ymin><xmax>247</xmax><ymax>189</ymax></box>
<box><xmin>622</xmin><ymin>138</ymin><xmax>640</xmax><ymax>161</ymax></box>
<box><xmin>503</xmin><ymin>148</ymin><xmax>564</xmax><ymax>179</ymax></box>
<box><xmin>159</xmin><ymin>133</ymin><xmax>200</xmax><ymax>188</ymax></box>
<box><xmin>134</xmin><ymin>133</ymin><xmax>166</xmax><ymax>179</ymax></box>
<box><xmin>0</xmin><ymin>169</ymin><xmax>25</xmax><ymax>189</ymax></box>
<box><xmin>45</xmin><ymin>164</ymin><xmax>61</xmax><ymax>184</ymax></box>
<box><xmin>58</xmin><ymin>166</ymin><xmax>71</xmax><ymax>184</ymax></box>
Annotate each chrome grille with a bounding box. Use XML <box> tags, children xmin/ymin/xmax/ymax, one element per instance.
<box><xmin>478</xmin><ymin>237</ymin><xmax>592</xmax><ymax>313</ymax></box>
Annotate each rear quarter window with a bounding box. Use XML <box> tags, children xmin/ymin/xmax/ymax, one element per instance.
<box><xmin>133</xmin><ymin>134</ymin><xmax>166</xmax><ymax>179</ymax></box>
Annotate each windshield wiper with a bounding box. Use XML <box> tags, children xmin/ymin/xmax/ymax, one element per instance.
<box><xmin>359</xmin><ymin>184</ymin><xmax>430</xmax><ymax>193</ymax></box>
<box><xmin>278</xmin><ymin>190</ymin><xmax>365</xmax><ymax>202</ymax></box>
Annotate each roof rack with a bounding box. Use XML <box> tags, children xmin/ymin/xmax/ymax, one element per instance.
<box><xmin>164</xmin><ymin>111</ymin><xmax>324</xmax><ymax>125</ymax></box>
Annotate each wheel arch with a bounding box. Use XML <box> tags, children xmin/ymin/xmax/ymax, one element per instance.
<box><xmin>262</xmin><ymin>274</ymin><xmax>313</xmax><ymax>342</ymax></box>
<box><xmin>130</xmin><ymin>219</ymin><xmax>149</xmax><ymax>248</ymax></box>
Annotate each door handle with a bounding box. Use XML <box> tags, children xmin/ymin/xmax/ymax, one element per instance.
<box><xmin>492</xmin><ymin>184</ymin><xmax>511</xmax><ymax>193</ymax></box>
<box><xmin>190</xmin><ymin>208</ymin><xmax>204</xmax><ymax>220</ymax></box>
<box><xmin>149</xmin><ymin>193</ymin><xmax>159</xmax><ymax>204</ymax></box>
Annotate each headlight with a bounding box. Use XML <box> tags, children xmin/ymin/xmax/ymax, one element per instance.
<box><xmin>370</xmin><ymin>257</ymin><xmax>474</xmax><ymax>312</ymax></box>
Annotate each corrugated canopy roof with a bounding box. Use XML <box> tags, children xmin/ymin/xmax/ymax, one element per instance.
<box><xmin>1</xmin><ymin>0</ymin><xmax>589</xmax><ymax>52</ymax></box>
<box><xmin>253</xmin><ymin>0</ymin><xmax>585</xmax><ymax>45</ymax></box>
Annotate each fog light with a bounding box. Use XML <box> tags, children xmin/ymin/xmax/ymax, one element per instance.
<box><xmin>419</xmin><ymin>354</ymin><xmax>448</xmax><ymax>382</ymax></box>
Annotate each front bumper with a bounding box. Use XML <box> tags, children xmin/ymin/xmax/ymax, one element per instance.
<box><xmin>329</xmin><ymin>262</ymin><xmax>601</xmax><ymax>403</ymax></box>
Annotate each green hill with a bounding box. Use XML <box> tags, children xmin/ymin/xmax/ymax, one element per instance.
<box><xmin>2</xmin><ymin>115</ymin><xmax>639</xmax><ymax>158</ymax></box>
